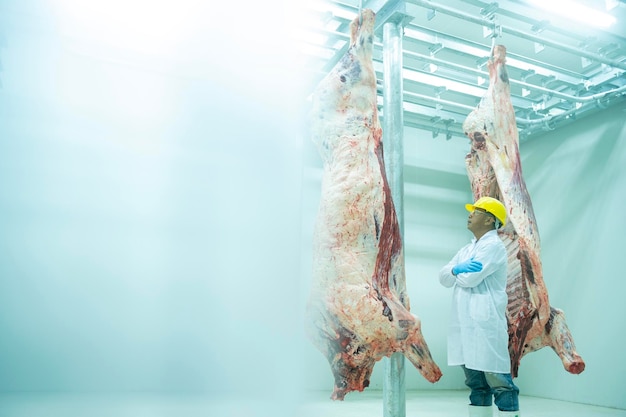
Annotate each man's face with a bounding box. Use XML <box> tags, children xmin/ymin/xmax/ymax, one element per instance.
<box><xmin>467</xmin><ymin>207</ymin><xmax>494</xmax><ymax>232</ymax></box>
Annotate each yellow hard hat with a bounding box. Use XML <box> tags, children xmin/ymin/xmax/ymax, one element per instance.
<box><xmin>465</xmin><ymin>196</ymin><xmax>507</xmax><ymax>227</ymax></box>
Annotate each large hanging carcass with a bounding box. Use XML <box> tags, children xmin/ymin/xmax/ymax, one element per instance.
<box><xmin>306</xmin><ymin>10</ymin><xmax>442</xmax><ymax>400</ymax></box>
<box><xmin>462</xmin><ymin>44</ymin><xmax>585</xmax><ymax>377</ymax></box>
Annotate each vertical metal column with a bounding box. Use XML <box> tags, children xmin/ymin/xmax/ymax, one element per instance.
<box><xmin>382</xmin><ymin>19</ymin><xmax>405</xmax><ymax>417</ymax></box>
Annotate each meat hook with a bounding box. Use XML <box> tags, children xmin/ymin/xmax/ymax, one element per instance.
<box><xmin>358</xmin><ymin>0</ymin><xmax>363</xmax><ymax>28</ymax></box>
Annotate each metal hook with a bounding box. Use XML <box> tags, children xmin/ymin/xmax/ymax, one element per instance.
<box><xmin>358</xmin><ymin>0</ymin><xmax>363</xmax><ymax>27</ymax></box>
<box><xmin>490</xmin><ymin>17</ymin><xmax>501</xmax><ymax>55</ymax></box>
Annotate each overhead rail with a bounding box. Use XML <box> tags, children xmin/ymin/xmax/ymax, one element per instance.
<box><xmin>298</xmin><ymin>0</ymin><xmax>626</xmax><ymax>140</ymax></box>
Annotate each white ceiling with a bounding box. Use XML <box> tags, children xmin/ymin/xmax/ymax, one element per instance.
<box><xmin>297</xmin><ymin>0</ymin><xmax>626</xmax><ymax>140</ymax></box>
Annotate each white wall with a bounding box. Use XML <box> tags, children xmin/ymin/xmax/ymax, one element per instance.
<box><xmin>514</xmin><ymin>104</ymin><xmax>626</xmax><ymax>409</ymax></box>
<box><xmin>0</xmin><ymin>2</ymin><xmax>307</xmax><ymax>416</ymax></box>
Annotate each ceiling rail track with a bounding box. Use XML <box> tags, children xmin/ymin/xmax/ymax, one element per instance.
<box><xmin>301</xmin><ymin>0</ymin><xmax>626</xmax><ymax>140</ymax></box>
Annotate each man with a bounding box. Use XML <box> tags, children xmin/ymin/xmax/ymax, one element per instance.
<box><xmin>439</xmin><ymin>196</ymin><xmax>520</xmax><ymax>417</ymax></box>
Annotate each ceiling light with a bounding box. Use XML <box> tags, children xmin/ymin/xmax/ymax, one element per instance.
<box><xmin>401</xmin><ymin>70</ymin><xmax>485</xmax><ymax>97</ymax></box>
<box><xmin>526</xmin><ymin>0</ymin><xmax>616</xmax><ymax>28</ymax></box>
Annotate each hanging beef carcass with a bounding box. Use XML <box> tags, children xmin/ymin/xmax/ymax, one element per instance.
<box><xmin>462</xmin><ymin>45</ymin><xmax>585</xmax><ymax>377</ymax></box>
<box><xmin>306</xmin><ymin>9</ymin><xmax>442</xmax><ymax>400</ymax></box>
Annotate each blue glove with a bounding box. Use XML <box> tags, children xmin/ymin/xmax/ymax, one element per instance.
<box><xmin>452</xmin><ymin>258</ymin><xmax>483</xmax><ymax>275</ymax></box>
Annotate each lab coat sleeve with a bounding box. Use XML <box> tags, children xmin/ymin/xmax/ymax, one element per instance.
<box><xmin>454</xmin><ymin>267</ymin><xmax>488</xmax><ymax>288</ymax></box>
<box><xmin>454</xmin><ymin>239</ymin><xmax>506</xmax><ymax>288</ymax></box>
<box><xmin>439</xmin><ymin>251</ymin><xmax>462</xmax><ymax>288</ymax></box>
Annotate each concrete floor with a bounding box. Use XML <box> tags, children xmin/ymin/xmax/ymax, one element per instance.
<box><xmin>0</xmin><ymin>390</ymin><xmax>624</xmax><ymax>417</ymax></box>
<box><xmin>297</xmin><ymin>390</ymin><xmax>626</xmax><ymax>417</ymax></box>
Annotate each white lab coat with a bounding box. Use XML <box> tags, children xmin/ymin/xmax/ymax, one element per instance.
<box><xmin>439</xmin><ymin>230</ymin><xmax>511</xmax><ymax>373</ymax></box>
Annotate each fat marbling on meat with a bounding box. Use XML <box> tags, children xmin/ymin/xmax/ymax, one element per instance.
<box><xmin>306</xmin><ymin>9</ymin><xmax>442</xmax><ymax>400</ymax></box>
<box><xmin>462</xmin><ymin>45</ymin><xmax>585</xmax><ymax>377</ymax></box>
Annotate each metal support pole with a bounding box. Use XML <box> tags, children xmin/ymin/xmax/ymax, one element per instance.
<box><xmin>382</xmin><ymin>19</ymin><xmax>406</xmax><ymax>417</ymax></box>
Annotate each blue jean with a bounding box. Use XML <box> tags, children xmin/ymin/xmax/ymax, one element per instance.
<box><xmin>462</xmin><ymin>366</ymin><xmax>519</xmax><ymax>411</ymax></box>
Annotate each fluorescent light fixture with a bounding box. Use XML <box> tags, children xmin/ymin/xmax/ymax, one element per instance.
<box><xmin>526</xmin><ymin>0</ymin><xmax>616</xmax><ymax>28</ymax></box>
<box><xmin>402</xmin><ymin>67</ymin><xmax>486</xmax><ymax>97</ymax></box>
